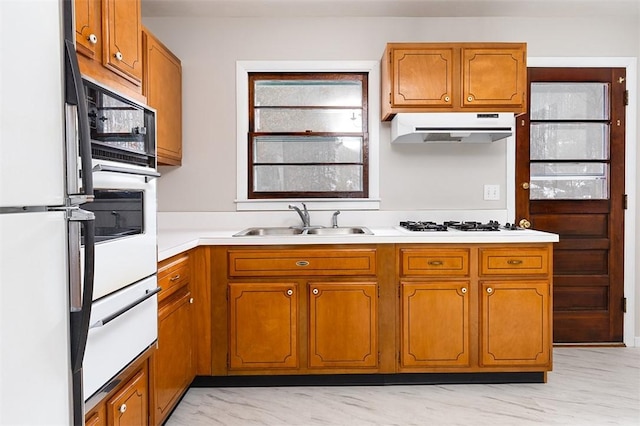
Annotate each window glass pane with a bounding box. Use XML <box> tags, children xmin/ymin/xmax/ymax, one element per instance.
<box><xmin>255</xmin><ymin>80</ymin><xmax>362</xmax><ymax>107</ymax></box>
<box><xmin>530</xmin><ymin>83</ymin><xmax>609</xmax><ymax>120</ymax></box>
<box><xmin>255</xmin><ymin>108</ymin><xmax>363</xmax><ymax>132</ymax></box>
<box><xmin>530</xmin><ymin>162</ymin><xmax>608</xmax><ymax>199</ymax></box>
<box><xmin>530</xmin><ymin>123</ymin><xmax>609</xmax><ymax>160</ymax></box>
<box><xmin>254</xmin><ymin>136</ymin><xmax>362</xmax><ymax>163</ymax></box>
<box><xmin>254</xmin><ymin>165</ymin><xmax>363</xmax><ymax>192</ymax></box>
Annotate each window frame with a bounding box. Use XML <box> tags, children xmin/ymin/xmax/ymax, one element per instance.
<box><xmin>235</xmin><ymin>61</ymin><xmax>380</xmax><ymax>211</ymax></box>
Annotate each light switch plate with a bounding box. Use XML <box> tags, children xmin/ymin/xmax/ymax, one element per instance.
<box><xmin>484</xmin><ymin>184</ymin><xmax>500</xmax><ymax>200</ymax></box>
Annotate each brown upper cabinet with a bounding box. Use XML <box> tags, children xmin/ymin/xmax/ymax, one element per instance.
<box><xmin>381</xmin><ymin>42</ymin><xmax>527</xmax><ymax>121</ymax></box>
<box><xmin>143</xmin><ymin>28</ymin><xmax>183</xmax><ymax>166</ymax></box>
<box><xmin>75</xmin><ymin>0</ymin><xmax>144</xmax><ymax>102</ymax></box>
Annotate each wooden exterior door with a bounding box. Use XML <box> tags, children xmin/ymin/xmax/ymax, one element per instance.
<box><xmin>515</xmin><ymin>67</ymin><xmax>626</xmax><ymax>343</ymax></box>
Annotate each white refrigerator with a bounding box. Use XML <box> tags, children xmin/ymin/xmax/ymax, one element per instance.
<box><xmin>0</xmin><ymin>1</ymin><xmax>95</xmax><ymax>424</ymax></box>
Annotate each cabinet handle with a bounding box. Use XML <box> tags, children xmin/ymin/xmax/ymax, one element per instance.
<box><xmin>119</xmin><ymin>403</ymin><xmax>127</xmax><ymax>414</ymax></box>
<box><xmin>189</xmin><ymin>297</ymin><xmax>194</xmax><ymax>304</ymax></box>
<box><xmin>428</xmin><ymin>260</ymin><xmax>443</xmax><ymax>266</ymax></box>
<box><xmin>467</xmin><ymin>95</ymin><xmax>473</xmax><ymax>102</ymax></box>
<box><xmin>169</xmin><ymin>274</ymin><xmax>181</xmax><ymax>282</ymax></box>
<box><xmin>88</xmin><ymin>34</ymin><xmax>98</xmax><ymax>44</ymax></box>
<box><xmin>461</xmin><ymin>287</ymin><xmax>467</xmax><ymax>294</ymax></box>
<box><xmin>507</xmin><ymin>259</ymin><xmax>523</xmax><ymax>265</ymax></box>
<box><xmin>486</xmin><ymin>287</ymin><xmax>493</xmax><ymax>294</ymax></box>
<box><xmin>286</xmin><ymin>289</ymin><xmax>293</xmax><ymax>296</ymax></box>
<box><xmin>444</xmin><ymin>95</ymin><xmax>450</xmax><ymax>102</ymax></box>
<box><xmin>114</xmin><ymin>51</ymin><xmax>123</xmax><ymax>61</ymax></box>
<box><xmin>295</xmin><ymin>260</ymin><xmax>309</xmax><ymax>267</ymax></box>
<box><xmin>312</xmin><ymin>288</ymin><xmax>319</xmax><ymax>295</ymax></box>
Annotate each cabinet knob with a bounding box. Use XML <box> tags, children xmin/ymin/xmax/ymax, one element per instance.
<box><xmin>312</xmin><ymin>288</ymin><xmax>319</xmax><ymax>295</ymax></box>
<box><xmin>169</xmin><ymin>274</ymin><xmax>181</xmax><ymax>282</ymax></box>
<box><xmin>88</xmin><ymin>34</ymin><xmax>98</xmax><ymax>44</ymax></box>
<box><xmin>461</xmin><ymin>287</ymin><xmax>467</xmax><ymax>294</ymax></box>
<box><xmin>286</xmin><ymin>289</ymin><xmax>293</xmax><ymax>296</ymax></box>
<box><xmin>119</xmin><ymin>403</ymin><xmax>127</xmax><ymax>414</ymax></box>
<box><xmin>521</xmin><ymin>182</ymin><xmax>530</xmax><ymax>190</ymax></box>
<box><xmin>444</xmin><ymin>95</ymin><xmax>450</xmax><ymax>102</ymax></box>
<box><xmin>467</xmin><ymin>95</ymin><xmax>473</xmax><ymax>102</ymax></box>
<box><xmin>189</xmin><ymin>297</ymin><xmax>194</xmax><ymax>304</ymax></box>
<box><xmin>114</xmin><ymin>51</ymin><xmax>123</xmax><ymax>61</ymax></box>
<box><xmin>486</xmin><ymin>287</ymin><xmax>493</xmax><ymax>294</ymax></box>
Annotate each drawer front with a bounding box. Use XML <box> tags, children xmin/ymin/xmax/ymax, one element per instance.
<box><xmin>158</xmin><ymin>254</ymin><xmax>190</xmax><ymax>303</ymax></box>
<box><xmin>479</xmin><ymin>247</ymin><xmax>550</xmax><ymax>276</ymax></box>
<box><xmin>400</xmin><ymin>249</ymin><xmax>470</xmax><ymax>277</ymax></box>
<box><xmin>228</xmin><ymin>249</ymin><xmax>376</xmax><ymax>277</ymax></box>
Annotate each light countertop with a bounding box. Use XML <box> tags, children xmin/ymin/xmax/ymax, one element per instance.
<box><xmin>157</xmin><ymin>226</ymin><xmax>559</xmax><ymax>262</ymax></box>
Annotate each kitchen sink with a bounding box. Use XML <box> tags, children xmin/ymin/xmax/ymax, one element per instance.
<box><xmin>233</xmin><ymin>226</ymin><xmax>373</xmax><ymax>237</ymax></box>
<box><xmin>304</xmin><ymin>226</ymin><xmax>373</xmax><ymax>235</ymax></box>
<box><xmin>233</xmin><ymin>227</ymin><xmax>305</xmax><ymax>236</ymax></box>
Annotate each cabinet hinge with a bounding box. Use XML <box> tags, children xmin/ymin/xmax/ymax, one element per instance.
<box><xmin>622</xmin><ymin>297</ymin><xmax>627</xmax><ymax>313</ymax></box>
<box><xmin>623</xmin><ymin>90</ymin><xmax>629</xmax><ymax>106</ymax></box>
<box><xmin>624</xmin><ymin>194</ymin><xmax>628</xmax><ymax>210</ymax></box>
<box><xmin>378</xmin><ymin>351</ymin><xmax>381</xmax><ymax>367</ymax></box>
<box><xmin>377</xmin><ymin>286</ymin><xmax>380</xmax><ymax>298</ymax></box>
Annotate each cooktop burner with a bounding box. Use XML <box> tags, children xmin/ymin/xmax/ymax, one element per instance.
<box><xmin>399</xmin><ymin>220</ymin><xmax>523</xmax><ymax>232</ymax></box>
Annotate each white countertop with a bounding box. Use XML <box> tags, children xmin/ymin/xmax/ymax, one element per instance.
<box><xmin>157</xmin><ymin>226</ymin><xmax>559</xmax><ymax>262</ymax></box>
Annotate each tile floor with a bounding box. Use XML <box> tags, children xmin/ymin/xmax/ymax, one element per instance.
<box><xmin>166</xmin><ymin>347</ymin><xmax>640</xmax><ymax>425</ymax></box>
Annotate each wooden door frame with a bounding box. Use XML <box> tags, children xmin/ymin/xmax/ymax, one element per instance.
<box><xmin>519</xmin><ymin>57</ymin><xmax>637</xmax><ymax>347</ymax></box>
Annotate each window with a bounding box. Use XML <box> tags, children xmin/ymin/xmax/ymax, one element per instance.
<box><xmin>248</xmin><ymin>72</ymin><xmax>368</xmax><ymax>199</ymax></box>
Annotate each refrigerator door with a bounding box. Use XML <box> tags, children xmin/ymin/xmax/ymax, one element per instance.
<box><xmin>0</xmin><ymin>212</ymin><xmax>72</xmax><ymax>425</ymax></box>
<box><xmin>0</xmin><ymin>0</ymin><xmax>66</xmax><ymax>208</ymax></box>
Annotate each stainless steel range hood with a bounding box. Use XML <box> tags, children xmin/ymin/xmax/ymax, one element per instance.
<box><xmin>391</xmin><ymin>112</ymin><xmax>514</xmax><ymax>144</ymax></box>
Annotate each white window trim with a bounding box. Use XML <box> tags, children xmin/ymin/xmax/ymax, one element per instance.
<box><xmin>235</xmin><ymin>60</ymin><xmax>381</xmax><ymax>211</ymax></box>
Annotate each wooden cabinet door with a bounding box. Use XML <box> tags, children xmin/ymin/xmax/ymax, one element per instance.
<box><xmin>400</xmin><ymin>281</ymin><xmax>470</xmax><ymax>368</ymax></box>
<box><xmin>75</xmin><ymin>0</ymin><xmax>101</xmax><ymax>59</ymax></box>
<box><xmin>228</xmin><ymin>282</ymin><xmax>298</xmax><ymax>369</ymax></box>
<box><xmin>106</xmin><ymin>367</ymin><xmax>148</xmax><ymax>426</ymax></box>
<box><xmin>102</xmin><ymin>0</ymin><xmax>143</xmax><ymax>85</ymax></box>
<box><xmin>153</xmin><ymin>291</ymin><xmax>194</xmax><ymax>424</ymax></box>
<box><xmin>462</xmin><ymin>46</ymin><xmax>526</xmax><ymax>109</ymax></box>
<box><xmin>390</xmin><ymin>47</ymin><xmax>454</xmax><ymax>108</ymax></box>
<box><xmin>480</xmin><ymin>280</ymin><xmax>551</xmax><ymax>367</ymax></box>
<box><xmin>308</xmin><ymin>282</ymin><xmax>378</xmax><ymax>368</ymax></box>
<box><xmin>85</xmin><ymin>403</ymin><xmax>106</xmax><ymax>426</ymax></box>
<box><xmin>143</xmin><ymin>29</ymin><xmax>182</xmax><ymax>166</ymax></box>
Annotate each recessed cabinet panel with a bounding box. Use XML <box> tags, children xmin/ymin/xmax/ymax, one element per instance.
<box><xmin>480</xmin><ymin>280</ymin><xmax>551</xmax><ymax>367</ymax></box>
<box><xmin>103</xmin><ymin>0</ymin><xmax>143</xmax><ymax>85</ymax></box>
<box><xmin>391</xmin><ymin>48</ymin><xmax>454</xmax><ymax>107</ymax></box>
<box><xmin>228</xmin><ymin>283</ymin><xmax>298</xmax><ymax>369</ymax></box>
<box><xmin>401</xmin><ymin>282</ymin><xmax>470</xmax><ymax>368</ymax></box>
<box><xmin>479</xmin><ymin>247</ymin><xmax>550</xmax><ymax>276</ymax></box>
<box><xmin>400</xmin><ymin>248</ymin><xmax>470</xmax><ymax>277</ymax></box>
<box><xmin>309</xmin><ymin>282</ymin><xmax>378</xmax><ymax>368</ymax></box>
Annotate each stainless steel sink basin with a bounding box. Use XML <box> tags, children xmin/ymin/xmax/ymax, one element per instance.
<box><xmin>233</xmin><ymin>227</ymin><xmax>304</xmax><ymax>236</ymax></box>
<box><xmin>304</xmin><ymin>226</ymin><xmax>373</xmax><ymax>235</ymax></box>
<box><xmin>233</xmin><ymin>226</ymin><xmax>373</xmax><ymax>237</ymax></box>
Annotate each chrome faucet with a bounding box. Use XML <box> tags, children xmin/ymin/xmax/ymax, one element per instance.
<box><xmin>288</xmin><ymin>203</ymin><xmax>310</xmax><ymax>228</ymax></box>
<box><xmin>332</xmin><ymin>210</ymin><xmax>341</xmax><ymax>228</ymax></box>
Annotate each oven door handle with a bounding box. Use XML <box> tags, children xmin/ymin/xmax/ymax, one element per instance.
<box><xmin>92</xmin><ymin>164</ymin><xmax>161</xmax><ymax>182</ymax></box>
<box><xmin>89</xmin><ymin>287</ymin><xmax>161</xmax><ymax>330</ymax></box>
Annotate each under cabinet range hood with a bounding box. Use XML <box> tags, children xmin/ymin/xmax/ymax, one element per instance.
<box><xmin>391</xmin><ymin>112</ymin><xmax>514</xmax><ymax>144</ymax></box>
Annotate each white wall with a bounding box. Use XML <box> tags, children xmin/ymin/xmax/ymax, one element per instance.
<box><xmin>143</xmin><ymin>14</ymin><xmax>640</xmax><ymax>342</ymax></box>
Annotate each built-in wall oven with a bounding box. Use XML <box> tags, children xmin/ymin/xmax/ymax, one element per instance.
<box><xmin>78</xmin><ymin>79</ymin><xmax>160</xmax><ymax>406</ymax></box>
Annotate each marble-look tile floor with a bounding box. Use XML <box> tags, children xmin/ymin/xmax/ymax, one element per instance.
<box><xmin>166</xmin><ymin>348</ymin><xmax>640</xmax><ymax>425</ymax></box>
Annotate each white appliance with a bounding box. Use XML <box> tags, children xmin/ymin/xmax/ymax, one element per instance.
<box><xmin>390</xmin><ymin>112</ymin><xmax>514</xmax><ymax>143</ymax></box>
<box><xmin>0</xmin><ymin>1</ymin><xmax>159</xmax><ymax>424</ymax></box>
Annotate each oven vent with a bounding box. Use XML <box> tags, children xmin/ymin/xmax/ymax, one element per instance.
<box><xmin>92</xmin><ymin>146</ymin><xmax>154</xmax><ymax>168</ymax></box>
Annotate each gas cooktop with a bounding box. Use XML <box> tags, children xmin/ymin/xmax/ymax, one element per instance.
<box><xmin>399</xmin><ymin>220</ymin><xmax>523</xmax><ymax>232</ymax></box>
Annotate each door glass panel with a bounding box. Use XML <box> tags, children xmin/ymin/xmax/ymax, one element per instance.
<box><xmin>530</xmin><ymin>123</ymin><xmax>609</xmax><ymax>160</ymax></box>
<box><xmin>530</xmin><ymin>163</ymin><xmax>608</xmax><ymax>200</ymax></box>
<box><xmin>254</xmin><ymin>136</ymin><xmax>362</xmax><ymax>163</ymax></box>
<box><xmin>253</xmin><ymin>165</ymin><xmax>363</xmax><ymax>192</ymax></box>
<box><xmin>530</xmin><ymin>83</ymin><xmax>609</xmax><ymax>120</ymax></box>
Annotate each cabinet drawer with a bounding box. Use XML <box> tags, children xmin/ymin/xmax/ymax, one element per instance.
<box><xmin>158</xmin><ymin>254</ymin><xmax>190</xmax><ymax>303</ymax></box>
<box><xmin>479</xmin><ymin>248</ymin><xmax>550</xmax><ymax>276</ymax></box>
<box><xmin>400</xmin><ymin>248</ymin><xmax>470</xmax><ymax>277</ymax></box>
<box><xmin>228</xmin><ymin>249</ymin><xmax>376</xmax><ymax>277</ymax></box>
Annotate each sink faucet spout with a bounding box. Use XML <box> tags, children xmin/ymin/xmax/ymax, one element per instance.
<box><xmin>288</xmin><ymin>203</ymin><xmax>311</xmax><ymax>227</ymax></box>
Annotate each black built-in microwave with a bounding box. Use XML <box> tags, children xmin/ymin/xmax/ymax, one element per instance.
<box><xmin>83</xmin><ymin>80</ymin><xmax>156</xmax><ymax>168</ymax></box>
